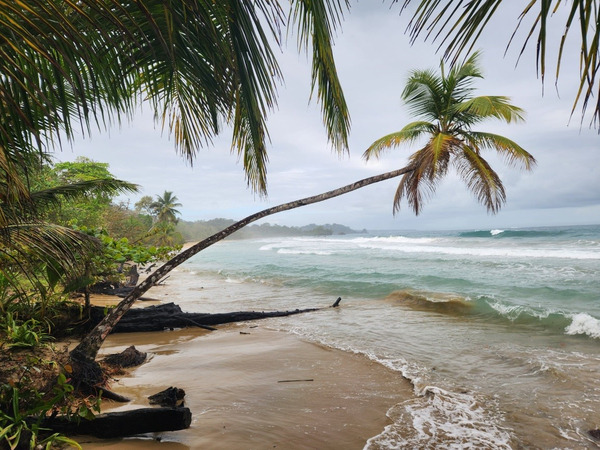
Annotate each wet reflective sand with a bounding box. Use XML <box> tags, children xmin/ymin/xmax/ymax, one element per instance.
<box><xmin>81</xmin><ymin>325</ymin><xmax>413</xmax><ymax>449</ymax></box>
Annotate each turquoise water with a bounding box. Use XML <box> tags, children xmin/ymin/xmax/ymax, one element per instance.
<box><xmin>175</xmin><ymin>224</ymin><xmax>600</xmax><ymax>448</ymax></box>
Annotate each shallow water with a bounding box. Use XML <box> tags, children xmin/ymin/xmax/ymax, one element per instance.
<box><xmin>96</xmin><ymin>225</ymin><xmax>600</xmax><ymax>448</ymax></box>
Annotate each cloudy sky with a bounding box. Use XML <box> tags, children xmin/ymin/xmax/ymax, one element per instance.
<box><xmin>55</xmin><ymin>3</ymin><xmax>599</xmax><ymax>231</ymax></box>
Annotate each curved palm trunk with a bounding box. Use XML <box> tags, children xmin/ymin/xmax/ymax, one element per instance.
<box><xmin>70</xmin><ymin>166</ymin><xmax>413</xmax><ymax>363</ymax></box>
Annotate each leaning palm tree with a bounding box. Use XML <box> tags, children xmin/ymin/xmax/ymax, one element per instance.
<box><xmin>150</xmin><ymin>191</ymin><xmax>182</xmax><ymax>224</ymax></box>
<box><xmin>364</xmin><ymin>51</ymin><xmax>535</xmax><ymax>215</ymax></box>
<box><xmin>71</xmin><ymin>52</ymin><xmax>534</xmax><ymax>368</ymax></box>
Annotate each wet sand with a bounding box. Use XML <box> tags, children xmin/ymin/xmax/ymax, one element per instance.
<box><xmin>80</xmin><ymin>325</ymin><xmax>414</xmax><ymax>449</ymax></box>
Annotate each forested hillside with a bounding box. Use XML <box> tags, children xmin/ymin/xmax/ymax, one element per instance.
<box><xmin>177</xmin><ymin>219</ymin><xmax>365</xmax><ymax>242</ymax></box>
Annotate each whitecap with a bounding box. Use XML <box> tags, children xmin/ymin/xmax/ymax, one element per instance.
<box><xmin>224</xmin><ymin>277</ymin><xmax>244</xmax><ymax>284</ymax></box>
<box><xmin>565</xmin><ymin>313</ymin><xmax>600</xmax><ymax>339</ymax></box>
<box><xmin>276</xmin><ymin>249</ymin><xmax>332</xmax><ymax>255</ymax></box>
<box><xmin>490</xmin><ymin>229</ymin><xmax>505</xmax><ymax>236</ymax></box>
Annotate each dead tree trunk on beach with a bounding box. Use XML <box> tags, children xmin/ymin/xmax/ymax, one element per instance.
<box><xmin>86</xmin><ymin>302</ymin><xmax>325</xmax><ymax>333</ymax></box>
<box><xmin>70</xmin><ymin>167</ymin><xmax>413</xmax><ymax>365</ymax></box>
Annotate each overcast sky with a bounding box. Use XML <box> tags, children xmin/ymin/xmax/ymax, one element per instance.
<box><xmin>55</xmin><ymin>3</ymin><xmax>599</xmax><ymax>231</ymax></box>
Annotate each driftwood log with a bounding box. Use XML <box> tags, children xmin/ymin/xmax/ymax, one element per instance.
<box><xmin>149</xmin><ymin>387</ymin><xmax>186</xmax><ymax>407</ymax></box>
<box><xmin>86</xmin><ymin>302</ymin><xmax>324</xmax><ymax>333</ymax></box>
<box><xmin>103</xmin><ymin>345</ymin><xmax>147</xmax><ymax>368</ymax></box>
<box><xmin>40</xmin><ymin>407</ymin><xmax>192</xmax><ymax>438</ymax></box>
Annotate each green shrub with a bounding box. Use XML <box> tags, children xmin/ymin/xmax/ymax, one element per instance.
<box><xmin>1</xmin><ymin>313</ymin><xmax>50</xmax><ymax>349</ymax></box>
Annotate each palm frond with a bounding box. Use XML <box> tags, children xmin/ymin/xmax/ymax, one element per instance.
<box><xmin>454</xmin><ymin>146</ymin><xmax>506</xmax><ymax>213</ymax></box>
<box><xmin>402</xmin><ymin>68</ymin><xmax>445</xmax><ymax>119</ymax></box>
<box><xmin>399</xmin><ymin>0</ymin><xmax>600</xmax><ymax>127</ymax></box>
<box><xmin>29</xmin><ymin>179</ymin><xmax>139</xmax><ymax>211</ymax></box>
<box><xmin>0</xmin><ymin>222</ymin><xmax>100</xmax><ymax>293</ymax></box>
<box><xmin>466</xmin><ymin>131</ymin><xmax>536</xmax><ymax>169</ymax></box>
<box><xmin>393</xmin><ymin>149</ymin><xmax>439</xmax><ymax>215</ymax></box>
<box><xmin>2</xmin><ymin>0</ymin><xmax>337</xmax><ymax>199</ymax></box>
<box><xmin>454</xmin><ymin>96</ymin><xmax>526</xmax><ymax>124</ymax></box>
<box><xmin>222</xmin><ymin>0</ymin><xmax>283</xmax><ymax>193</ymax></box>
<box><xmin>392</xmin><ymin>133</ymin><xmax>455</xmax><ymax>215</ymax></box>
<box><xmin>450</xmin><ymin>50</ymin><xmax>485</xmax><ymax>81</ymax></box>
<box><xmin>363</xmin><ymin>121</ymin><xmax>436</xmax><ymax>160</ymax></box>
<box><xmin>442</xmin><ymin>51</ymin><xmax>483</xmax><ymax>101</ymax></box>
<box><xmin>291</xmin><ymin>0</ymin><xmax>352</xmax><ymax>153</ymax></box>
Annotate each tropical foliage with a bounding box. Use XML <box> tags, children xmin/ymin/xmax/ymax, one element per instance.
<box><xmin>1</xmin><ymin>3</ymin><xmax>351</xmax><ymax>355</ymax></box>
<box><xmin>132</xmin><ymin>191</ymin><xmax>185</xmax><ymax>246</ymax></box>
<box><xmin>150</xmin><ymin>191</ymin><xmax>182</xmax><ymax>224</ymax></box>
<box><xmin>398</xmin><ymin>0</ymin><xmax>600</xmax><ymax>126</ymax></box>
<box><xmin>0</xmin><ymin>0</ymin><xmax>350</xmax><ymax>211</ymax></box>
<box><xmin>363</xmin><ymin>52</ymin><xmax>535</xmax><ymax>215</ymax></box>
<box><xmin>31</xmin><ymin>157</ymin><xmax>135</xmax><ymax>228</ymax></box>
<box><xmin>76</xmin><ymin>226</ymin><xmax>180</xmax><ymax>297</ymax></box>
<box><xmin>0</xmin><ymin>155</ymin><xmax>137</xmax><ymax>317</ymax></box>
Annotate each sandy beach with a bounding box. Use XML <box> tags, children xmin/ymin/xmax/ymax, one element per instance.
<box><xmin>79</xmin><ymin>322</ymin><xmax>413</xmax><ymax>449</ymax></box>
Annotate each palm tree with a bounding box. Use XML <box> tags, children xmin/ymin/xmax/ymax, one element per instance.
<box><xmin>398</xmin><ymin>0</ymin><xmax>600</xmax><ymax>127</ymax></box>
<box><xmin>0</xmin><ymin>0</ymin><xmax>351</xmax><ymax>210</ymax></box>
<box><xmin>71</xmin><ymin>53</ymin><xmax>534</xmax><ymax>367</ymax></box>
<box><xmin>0</xmin><ymin>0</ymin><xmax>351</xmax><ymax>328</ymax></box>
<box><xmin>363</xmin><ymin>51</ymin><xmax>535</xmax><ymax>215</ymax></box>
<box><xmin>150</xmin><ymin>192</ymin><xmax>182</xmax><ymax>224</ymax></box>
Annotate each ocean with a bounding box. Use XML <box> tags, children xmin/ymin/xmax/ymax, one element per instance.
<box><xmin>170</xmin><ymin>224</ymin><xmax>600</xmax><ymax>448</ymax></box>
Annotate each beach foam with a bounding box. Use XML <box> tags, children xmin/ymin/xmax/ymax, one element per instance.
<box><xmin>365</xmin><ymin>387</ymin><xmax>511</xmax><ymax>449</ymax></box>
<box><xmin>565</xmin><ymin>313</ymin><xmax>600</xmax><ymax>338</ymax></box>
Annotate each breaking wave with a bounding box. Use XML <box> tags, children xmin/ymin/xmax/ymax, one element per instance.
<box><xmin>386</xmin><ymin>290</ymin><xmax>600</xmax><ymax>339</ymax></box>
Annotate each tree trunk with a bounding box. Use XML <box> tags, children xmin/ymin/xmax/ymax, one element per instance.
<box><xmin>86</xmin><ymin>302</ymin><xmax>323</xmax><ymax>333</ymax></box>
<box><xmin>39</xmin><ymin>407</ymin><xmax>192</xmax><ymax>438</ymax></box>
<box><xmin>70</xmin><ymin>167</ymin><xmax>413</xmax><ymax>363</ymax></box>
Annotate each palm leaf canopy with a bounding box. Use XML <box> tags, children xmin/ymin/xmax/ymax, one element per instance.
<box><xmin>150</xmin><ymin>191</ymin><xmax>182</xmax><ymax>223</ymax></box>
<box><xmin>0</xmin><ymin>0</ymin><xmax>351</xmax><ymax>201</ymax></box>
<box><xmin>364</xmin><ymin>51</ymin><xmax>535</xmax><ymax>215</ymax></box>
<box><xmin>0</xmin><ymin>176</ymin><xmax>137</xmax><ymax>297</ymax></box>
<box><xmin>398</xmin><ymin>0</ymin><xmax>600</xmax><ymax>128</ymax></box>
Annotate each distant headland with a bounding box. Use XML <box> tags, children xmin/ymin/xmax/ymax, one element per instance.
<box><xmin>177</xmin><ymin>219</ymin><xmax>366</xmax><ymax>241</ymax></box>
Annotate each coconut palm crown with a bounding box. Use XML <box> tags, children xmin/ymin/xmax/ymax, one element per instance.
<box><xmin>150</xmin><ymin>191</ymin><xmax>182</xmax><ymax>224</ymax></box>
<box><xmin>363</xmin><ymin>51</ymin><xmax>535</xmax><ymax>215</ymax></box>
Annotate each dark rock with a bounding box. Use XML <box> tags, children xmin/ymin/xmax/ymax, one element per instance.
<box><xmin>589</xmin><ymin>429</ymin><xmax>600</xmax><ymax>440</ymax></box>
<box><xmin>149</xmin><ymin>387</ymin><xmax>186</xmax><ymax>407</ymax></box>
<box><xmin>103</xmin><ymin>345</ymin><xmax>147</xmax><ymax>368</ymax></box>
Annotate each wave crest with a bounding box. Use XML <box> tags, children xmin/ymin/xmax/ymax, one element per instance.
<box><xmin>565</xmin><ymin>313</ymin><xmax>600</xmax><ymax>339</ymax></box>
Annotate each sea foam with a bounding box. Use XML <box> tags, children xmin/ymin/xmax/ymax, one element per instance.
<box><xmin>565</xmin><ymin>313</ymin><xmax>600</xmax><ymax>338</ymax></box>
<box><xmin>365</xmin><ymin>387</ymin><xmax>511</xmax><ymax>450</ymax></box>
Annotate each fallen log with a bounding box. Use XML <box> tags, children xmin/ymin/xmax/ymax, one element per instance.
<box><xmin>40</xmin><ymin>407</ymin><xmax>192</xmax><ymax>438</ymax></box>
<box><xmin>86</xmin><ymin>302</ymin><xmax>323</xmax><ymax>333</ymax></box>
